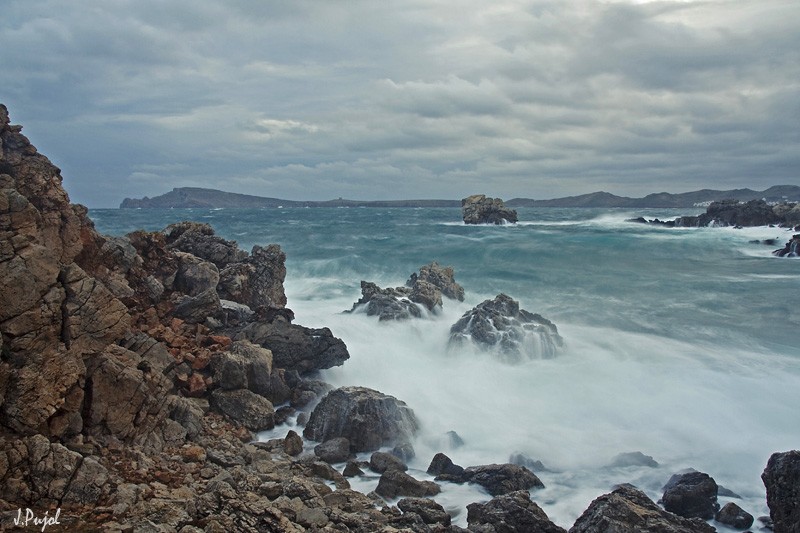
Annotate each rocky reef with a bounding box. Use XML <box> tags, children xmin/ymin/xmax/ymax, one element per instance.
<box><xmin>461</xmin><ymin>194</ymin><xmax>518</xmax><ymax>224</ymax></box>
<box><xmin>630</xmin><ymin>198</ymin><xmax>800</xmax><ymax>229</ymax></box>
<box><xmin>2</xmin><ymin>103</ymin><xmax>799</xmax><ymax>532</ymax></box>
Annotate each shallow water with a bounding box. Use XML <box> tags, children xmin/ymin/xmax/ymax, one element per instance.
<box><xmin>91</xmin><ymin>206</ymin><xmax>800</xmax><ymax>529</ymax></box>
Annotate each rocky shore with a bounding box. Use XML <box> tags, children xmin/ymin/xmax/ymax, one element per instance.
<box><xmin>2</xmin><ymin>104</ymin><xmax>799</xmax><ymax>532</ymax></box>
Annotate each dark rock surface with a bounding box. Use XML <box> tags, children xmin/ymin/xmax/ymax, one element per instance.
<box><xmin>347</xmin><ymin>280</ymin><xmax>423</xmax><ymax>320</ymax></box>
<box><xmin>370</xmin><ymin>451</ymin><xmax>408</xmax><ymax>473</ymax></box>
<box><xmin>462</xmin><ymin>463</ymin><xmax>545</xmax><ymax>496</ymax></box>
<box><xmin>398</xmin><ymin>497</ymin><xmax>452</xmax><ymax>527</ymax></box>
<box><xmin>715</xmin><ymin>501</ymin><xmax>754</xmax><ymax>530</ymax></box>
<box><xmin>374</xmin><ymin>469</ymin><xmax>440</xmax><ymax>498</ymax></box>
<box><xmin>661</xmin><ymin>471</ymin><xmax>719</xmax><ymax>520</ymax></box>
<box><xmin>762</xmin><ymin>450</ymin><xmax>800</xmax><ymax>533</ymax></box>
<box><xmin>314</xmin><ymin>437</ymin><xmax>353</xmax><ymax>464</ymax></box>
<box><xmin>462</xmin><ymin>194</ymin><xmax>519</xmax><ymax>224</ymax></box>
<box><xmin>209</xmin><ymin>388</ymin><xmax>275</xmax><ymax>431</ymax></box>
<box><xmin>303</xmin><ymin>386</ymin><xmax>419</xmax><ymax>453</ymax></box>
<box><xmin>428</xmin><ymin>452</ymin><xmax>466</xmax><ymax>478</ymax></box>
<box><xmin>632</xmin><ymin>198</ymin><xmax>798</xmax><ymax>228</ymax></box>
<box><xmin>449</xmin><ymin>293</ymin><xmax>564</xmax><ymax>361</ymax></box>
<box><xmin>407</xmin><ymin>261</ymin><xmax>465</xmax><ymax>302</ymax></box>
<box><xmin>467</xmin><ymin>490</ymin><xmax>567</xmax><ymax>533</ymax></box>
<box><xmin>773</xmin><ymin>234</ymin><xmax>800</xmax><ymax>257</ymax></box>
<box><xmin>570</xmin><ymin>484</ymin><xmax>716</xmax><ymax>533</ymax></box>
<box><xmin>607</xmin><ymin>451</ymin><xmax>659</xmax><ymax>468</ymax></box>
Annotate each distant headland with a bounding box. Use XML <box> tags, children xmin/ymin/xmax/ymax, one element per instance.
<box><xmin>120</xmin><ymin>185</ymin><xmax>800</xmax><ymax>209</ymax></box>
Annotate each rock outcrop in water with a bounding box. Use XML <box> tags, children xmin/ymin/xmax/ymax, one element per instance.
<box><xmin>762</xmin><ymin>450</ymin><xmax>800</xmax><ymax>533</ymax></box>
<box><xmin>630</xmin><ymin>198</ymin><xmax>800</xmax><ymax>228</ymax></box>
<box><xmin>468</xmin><ymin>490</ymin><xmax>567</xmax><ymax>533</ymax></box>
<box><xmin>462</xmin><ymin>194</ymin><xmax>519</xmax><ymax>224</ymax></box>
<box><xmin>449</xmin><ymin>293</ymin><xmax>564</xmax><ymax>361</ymax></box>
<box><xmin>347</xmin><ymin>261</ymin><xmax>465</xmax><ymax>320</ymax></box>
<box><xmin>660</xmin><ymin>471</ymin><xmax>719</xmax><ymax>520</ymax></box>
<box><xmin>773</xmin><ymin>234</ymin><xmax>800</xmax><ymax>257</ymax></box>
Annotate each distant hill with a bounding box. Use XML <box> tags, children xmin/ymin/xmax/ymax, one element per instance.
<box><xmin>120</xmin><ymin>185</ymin><xmax>800</xmax><ymax>209</ymax></box>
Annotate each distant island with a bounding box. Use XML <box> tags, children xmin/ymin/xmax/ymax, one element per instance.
<box><xmin>120</xmin><ymin>185</ymin><xmax>800</xmax><ymax>209</ymax></box>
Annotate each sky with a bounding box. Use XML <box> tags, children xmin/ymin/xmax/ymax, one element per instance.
<box><xmin>1</xmin><ymin>0</ymin><xmax>798</xmax><ymax>207</ymax></box>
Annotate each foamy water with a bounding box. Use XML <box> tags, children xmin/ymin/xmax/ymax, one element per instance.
<box><xmin>91</xmin><ymin>206</ymin><xmax>800</xmax><ymax>529</ymax></box>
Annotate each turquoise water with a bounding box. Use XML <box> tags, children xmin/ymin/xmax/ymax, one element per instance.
<box><xmin>91</xmin><ymin>207</ymin><xmax>800</xmax><ymax>528</ymax></box>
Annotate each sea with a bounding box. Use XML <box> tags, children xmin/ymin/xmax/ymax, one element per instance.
<box><xmin>90</xmin><ymin>206</ymin><xmax>800</xmax><ymax>530</ymax></box>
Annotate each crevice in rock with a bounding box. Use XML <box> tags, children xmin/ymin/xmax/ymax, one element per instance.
<box><xmin>57</xmin><ymin>268</ymin><xmax>72</xmax><ymax>350</ymax></box>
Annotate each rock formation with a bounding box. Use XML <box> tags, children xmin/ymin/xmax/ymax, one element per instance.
<box><xmin>762</xmin><ymin>450</ymin><xmax>800</xmax><ymax>533</ymax></box>
<box><xmin>449</xmin><ymin>293</ymin><xmax>564</xmax><ymax>361</ymax></box>
<box><xmin>660</xmin><ymin>471</ymin><xmax>719</xmax><ymax>520</ymax></box>
<box><xmin>467</xmin><ymin>490</ymin><xmax>567</xmax><ymax>533</ymax></box>
<box><xmin>462</xmin><ymin>194</ymin><xmax>519</xmax><ymax>224</ymax></box>
<box><xmin>630</xmin><ymin>198</ymin><xmax>800</xmax><ymax>228</ymax></box>
<box><xmin>773</xmin><ymin>234</ymin><xmax>800</xmax><ymax>257</ymax></box>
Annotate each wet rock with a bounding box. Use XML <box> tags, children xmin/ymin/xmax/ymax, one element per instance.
<box><xmin>283</xmin><ymin>430</ymin><xmax>303</xmax><ymax>456</ymax></box>
<box><xmin>773</xmin><ymin>234</ymin><xmax>800</xmax><ymax>257</ymax></box>
<box><xmin>236</xmin><ymin>318</ymin><xmax>349</xmax><ymax>374</ymax></box>
<box><xmin>303</xmin><ymin>386</ymin><xmax>418</xmax><ymax>453</ymax></box>
<box><xmin>343</xmin><ymin>461</ymin><xmax>365</xmax><ymax>477</ymax></box>
<box><xmin>571</xmin><ymin>484</ymin><xmax>716</xmax><ymax>533</ymax></box>
<box><xmin>762</xmin><ymin>450</ymin><xmax>800</xmax><ymax>533</ymax></box>
<box><xmin>509</xmin><ymin>452</ymin><xmax>548</xmax><ymax>472</ymax></box>
<box><xmin>715</xmin><ymin>502</ymin><xmax>754</xmax><ymax>530</ymax></box>
<box><xmin>314</xmin><ymin>437</ymin><xmax>353</xmax><ymax>464</ymax></box>
<box><xmin>210</xmin><ymin>388</ymin><xmax>275</xmax><ymax>431</ymax></box>
<box><xmin>467</xmin><ymin>490</ymin><xmax>566</xmax><ymax>533</ymax></box>
<box><xmin>449</xmin><ymin>294</ymin><xmax>564</xmax><ymax>362</ymax></box>
<box><xmin>407</xmin><ymin>261</ymin><xmax>465</xmax><ymax>302</ymax></box>
<box><xmin>347</xmin><ymin>280</ymin><xmax>422</xmax><ymax>320</ymax></box>
<box><xmin>427</xmin><ymin>453</ymin><xmax>465</xmax><ymax>478</ymax></box>
<box><xmin>462</xmin><ymin>194</ymin><xmax>518</xmax><ymax>224</ymax></box>
<box><xmin>462</xmin><ymin>463</ymin><xmax>544</xmax><ymax>496</ymax></box>
<box><xmin>398</xmin><ymin>497</ymin><xmax>452</xmax><ymax>527</ymax></box>
<box><xmin>370</xmin><ymin>451</ymin><xmax>408</xmax><ymax>473</ymax></box>
<box><xmin>661</xmin><ymin>471</ymin><xmax>719</xmax><ymax>520</ymax></box>
<box><xmin>375</xmin><ymin>469</ymin><xmax>440</xmax><ymax>499</ymax></box>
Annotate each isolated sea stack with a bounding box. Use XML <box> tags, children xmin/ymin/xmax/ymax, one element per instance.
<box><xmin>462</xmin><ymin>194</ymin><xmax>518</xmax><ymax>224</ymax></box>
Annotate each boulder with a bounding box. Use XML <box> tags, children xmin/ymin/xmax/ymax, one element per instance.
<box><xmin>218</xmin><ymin>244</ymin><xmax>287</xmax><ymax>310</ymax></box>
<box><xmin>163</xmin><ymin>221</ymin><xmax>248</xmax><ymax>268</ymax></box>
<box><xmin>283</xmin><ymin>430</ymin><xmax>304</xmax><ymax>456</ymax></box>
<box><xmin>427</xmin><ymin>453</ymin><xmax>465</xmax><ymax>478</ymax></box>
<box><xmin>449</xmin><ymin>294</ymin><xmax>564</xmax><ymax>362</ymax></box>
<box><xmin>661</xmin><ymin>471</ymin><xmax>719</xmax><ymax>520</ymax></box>
<box><xmin>715</xmin><ymin>502</ymin><xmax>754</xmax><ymax>530</ymax></box>
<box><xmin>407</xmin><ymin>261</ymin><xmax>465</xmax><ymax>302</ymax></box>
<box><xmin>210</xmin><ymin>340</ymin><xmax>273</xmax><ymax>393</ymax></box>
<box><xmin>607</xmin><ymin>451</ymin><xmax>659</xmax><ymax>468</ymax></box>
<box><xmin>462</xmin><ymin>194</ymin><xmax>518</xmax><ymax>225</ymax></box>
<box><xmin>462</xmin><ymin>463</ymin><xmax>544</xmax><ymax>496</ymax></box>
<box><xmin>303</xmin><ymin>386</ymin><xmax>418</xmax><ymax>453</ymax></box>
<box><xmin>467</xmin><ymin>490</ymin><xmax>566</xmax><ymax>533</ymax></box>
<box><xmin>236</xmin><ymin>318</ymin><xmax>349</xmax><ymax>374</ymax></box>
<box><xmin>374</xmin><ymin>469</ymin><xmax>440</xmax><ymax>499</ymax></box>
<box><xmin>570</xmin><ymin>484</ymin><xmax>716</xmax><ymax>533</ymax></box>
<box><xmin>762</xmin><ymin>450</ymin><xmax>800</xmax><ymax>533</ymax></box>
<box><xmin>210</xmin><ymin>388</ymin><xmax>275</xmax><ymax>431</ymax></box>
<box><xmin>172</xmin><ymin>288</ymin><xmax>222</xmax><ymax>323</ymax></box>
<box><xmin>397</xmin><ymin>497</ymin><xmax>451</xmax><ymax>527</ymax></box>
<box><xmin>369</xmin><ymin>451</ymin><xmax>407</xmax><ymax>473</ymax></box>
<box><xmin>314</xmin><ymin>437</ymin><xmax>353</xmax><ymax>464</ymax></box>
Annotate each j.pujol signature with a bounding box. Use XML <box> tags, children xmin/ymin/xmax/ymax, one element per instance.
<box><xmin>12</xmin><ymin>508</ymin><xmax>61</xmax><ymax>531</ymax></box>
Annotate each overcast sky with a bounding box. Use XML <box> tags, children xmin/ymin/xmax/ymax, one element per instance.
<box><xmin>2</xmin><ymin>0</ymin><xmax>798</xmax><ymax>207</ymax></box>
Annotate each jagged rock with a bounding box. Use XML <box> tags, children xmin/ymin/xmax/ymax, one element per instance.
<box><xmin>462</xmin><ymin>194</ymin><xmax>518</xmax><ymax>224</ymax></box>
<box><xmin>218</xmin><ymin>244</ymin><xmax>287</xmax><ymax>310</ymax></box>
<box><xmin>607</xmin><ymin>451</ymin><xmax>659</xmax><ymax>468</ymax></box>
<box><xmin>164</xmin><ymin>221</ymin><xmax>248</xmax><ymax>268</ymax></box>
<box><xmin>303</xmin><ymin>386</ymin><xmax>418</xmax><ymax>453</ymax></box>
<box><xmin>314</xmin><ymin>437</ymin><xmax>353</xmax><ymax>464</ymax></box>
<box><xmin>409</xmin><ymin>279</ymin><xmax>443</xmax><ymax>312</ymax></box>
<box><xmin>509</xmin><ymin>453</ymin><xmax>548</xmax><ymax>472</ymax></box>
<box><xmin>637</xmin><ymin>199</ymin><xmax>796</xmax><ymax>228</ymax></box>
<box><xmin>661</xmin><ymin>471</ymin><xmax>719</xmax><ymax>520</ymax></box>
<box><xmin>462</xmin><ymin>463</ymin><xmax>544</xmax><ymax>496</ymax></box>
<box><xmin>715</xmin><ymin>502</ymin><xmax>754</xmax><ymax>530</ymax></box>
<box><xmin>370</xmin><ymin>451</ymin><xmax>408</xmax><ymax>473</ymax></box>
<box><xmin>236</xmin><ymin>318</ymin><xmax>348</xmax><ymax>374</ymax></box>
<box><xmin>467</xmin><ymin>490</ymin><xmax>566</xmax><ymax>533</ymax></box>
<box><xmin>172</xmin><ymin>287</ymin><xmax>222</xmax><ymax>323</ymax></box>
<box><xmin>375</xmin><ymin>469</ymin><xmax>440</xmax><ymax>499</ymax></box>
<box><xmin>773</xmin><ymin>234</ymin><xmax>800</xmax><ymax>257</ymax></box>
<box><xmin>347</xmin><ymin>280</ymin><xmax>422</xmax><ymax>320</ymax></box>
<box><xmin>570</xmin><ymin>484</ymin><xmax>716</xmax><ymax>533</ymax></box>
<box><xmin>173</xmin><ymin>251</ymin><xmax>220</xmax><ymax>296</ymax></box>
<box><xmin>343</xmin><ymin>461</ymin><xmax>365</xmax><ymax>477</ymax></box>
<box><xmin>407</xmin><ymin>261</ymin><xmax>465</xmax><ymax>302</ymax></box>
<box><xmin>762</xmin><ymin>450</ymin><xmax>800</xmax><ymax>533</ymax></box>
<box><xmin>210</xmin><ymin>340</ymin><xmax>273</xmax><ymax>393</ymax></box>
<box><xmin>449</xmin><ymin>294</ymin><xmax>564</xmax><ymax>362</ymax></box>
<box><xmin>210</xmin><ymin>388</ymin><xmax>275</xmax><ymax>431</ymax></box>
<box><xmin>398</xmin><ymin>497</ymin><xmax>451</xmax><ymax>527</ymax></box>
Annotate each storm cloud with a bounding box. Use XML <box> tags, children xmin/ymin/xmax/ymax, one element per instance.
<box><xmin>2</xmin><ymin>0</ymin><xmax>798</xmax><ymax>206</ymax></box>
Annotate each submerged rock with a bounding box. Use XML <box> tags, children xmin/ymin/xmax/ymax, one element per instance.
<box><xmin>571</xmin><ymin>484</ymin><xmax>716</xmax><ymax>533</ymax></box>
<box><xmin>449</xmin><ymin>293</ymin><xmax>564</xmax><ymax>362</ymax></box>
<box><xmin>462</xmin><ymin>194</ymin><xmax>518</xmax><ymax>224</ymax></box>
<box><xmin>762</xmin><ymin>450</ymin><xmax>800</xmax><ymax>533</ymax></box>
<box><xmin>607</xmin><ymin>451</ymin><xmax>659</xmax><ymax>468</ymax></box>
<box><xmin>715</xmin><ymin>502</ymin><xmax>754</xmax><ymax>530</ymax></box>
<box><xmin>303</xmin><ymin>386</ymin><xmax>419</xmax><ymax>453</ymax></box>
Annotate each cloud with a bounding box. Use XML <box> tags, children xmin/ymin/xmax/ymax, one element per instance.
<box><xmin>1</xmin><ymin>0</ymin><xmax>798</xmax><ymax>206</ymax></box>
